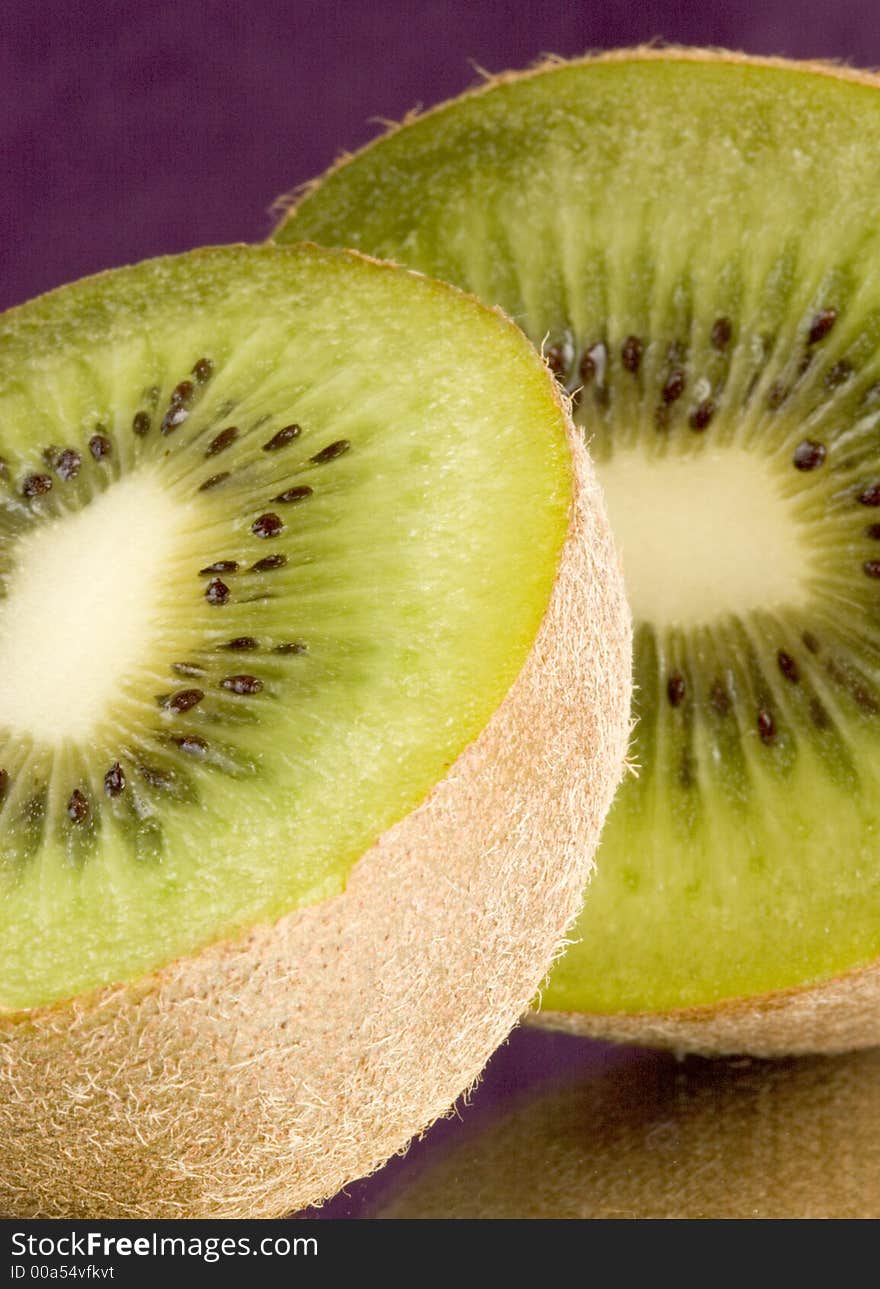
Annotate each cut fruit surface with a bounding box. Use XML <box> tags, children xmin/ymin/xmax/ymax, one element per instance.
<box><xmin>0</xmin><ymin>246</ymin><xmax>630</xmax><ymax>1218</ymax></box>
<box><xmin>278</xmin><ymin>51</ymin><xmax>880</xmax><ymax>1032</ymax></box>
<box><xmin>0</xmin><ymin>244</ymin><xmax>571</xmax><ymax>1010</ymax></box>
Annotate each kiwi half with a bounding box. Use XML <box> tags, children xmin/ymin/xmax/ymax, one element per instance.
<box><xmin>378</xmin><ymin>1047</ymin><xmax>880</xmax><ymax>1219</ymax></box>
<box><xmin>0</xmin><ymin>244</ymin><xmax>630</xmax><ymax>1216</ymax></box>
<box><xmin>277</xmin><ymin>49</ymin><xmax>880</xmax><ymax>1054</ymax></box>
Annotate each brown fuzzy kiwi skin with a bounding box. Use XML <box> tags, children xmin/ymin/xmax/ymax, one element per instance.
<box><xmin>532</xmin><ymin>960</ymin><xmax>880</xmax><ymax>1059</ymax></box>
<box><xmin>377</xmin><ymin>1047</ymin><xmax>880</xmax><ymax>1219</ymax></box>
<box><xmin>279</xmin><ymin>45</ymin><xmax>880</xmax><ymax>1059</ymax></box>
<box><xmin>0</xmin><ymin>406</ymin><xmax>631</xmax><ymax>1218</ymax></box>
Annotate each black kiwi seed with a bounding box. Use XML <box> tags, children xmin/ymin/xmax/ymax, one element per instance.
<box><xmin>224</xmin><ymin>636</ymin><xmax>259</xmax><ymax>651</ymax></box>
<box><xmin>21</xmin><ymin>473</ymin><xmax>52</xmax><ymax>498</ymax></box>
<box><xmin>810</xmin><ymin>698</ymin><xmax>831</xmax><ymax>729</ymax></box>
<box><xmin>777</xmin><ymin>650</ymin><xmax>800</xmax><ymax>683</ymax></box>
<box><xmin>192</xmin><ymin>357</ymin><xmax>214</xmax><ymax>383</ymax></box>
<box><xmin>710</xmin><ymin>317</ymin><xmax>732</xmax><ymax>350</ymax></box>
<box><xmin>578</xmin><ymin>345</ymin><xmax>600</xmax><ymax>385</ymax></box>
<box><xmin>545</xmin><ymin>344</ymin><xmax>567</xmax><ymax>377</ymax></box>
<box><xmin>855</xmin><ymin>684</ymin><xmax>878</xmax><ymax>716</ymax></box>
<box><xmin>263</xmin><ymin>424</ymin><xmax>301</xmax><ymax>451</ymax></box>
<box><xmin>164</xmin><ymin>384</ymin><xmax>195</xmax><ymax>435</ymax></box>
<box><xmin>67</xmin><ymin>789</ymin><xmax>89</xmax><ymax>825</ymax></box>
<box><xmin>104</xmin><ymin>763</ymin><xmax>125</xmax><ymax>797</ymax></box>
<box><xmin>206</xmin><ymin>427</ymin><xmax>238</xmax><ymax>457</ymax></box>
<box><xmin>826</xmin><ymin>657</ymin><xmax>879</xmax><ymax>714</ymax></box>
<box><xmin>251</xmin><ymin>554</ymin><xmax>286</xmax><ymax>572</ymax></box>
<box><xmin>200</xmin><ymin>560</ymin><xmax>238</xmax><ymax>576</ymax></box>
<box><xmin>55</xmin><ymin>448</ymin><xmax>81</xmax><ymax>481</ymax></box>
<box><xmin>766</xmin><ymin>381</ymin><xmax>788</xmax><ymax>410</ymax></box>
<box><xmin>310</xmin><ymin>439</ymin><xmax>351</xmax><ymax>465</ymax></box>
<box><xmin>710</xmin><ymin>679</ymin><xmax>731</xmax><ymax>715</ymax></box>
<box><xmin>165</xmin><ymin>689</ymin><xmax>205</xmax><ymax>713</ymax></box>
<box><xmin>793</xmin><ymin>440</ymin><xmax>824</xmax><ymax>471</ymax></box>
<box><xmin>808</xmin><ymin>308</ymin><xmax>838</xmax><ymax>344</ymax></box>
<box><xmin>161</xmin><ymin>406</ymin><xmax>189</xmax><ymax>434</ymax></box>
<box><xmin>793</xmin><ymin>440</ymin><xmax>826</xmax><ymax>472</ymax></box>
<box><xmin>0</xmin><ymin>769</ymin><xmax>9</xmax><ymax>800</ymax></box>
<box><xmin>662</xmin><ymin>369</ymin><xmax>686</xmax><ymax>404</ymax></box>
<box><xmin>175</xmin><ymin>735</ymin><xmax>208</xmax><ymax>758</ymax></box>
<box><xmin>132</xmin><ymin>412</ymin><xmax>151</xmax><ymax>436</ymax></box>
<box><xmin>864</xmin><ymin>560</ymin><xmax>880</xmax><ymax>579</ymax></box>
<box><xmin>621</xmin><ymin>335</ymin><xmax>643</xmax><ymax>373</ymax></box>
<box><xmin>867</xmin><ymin>524</ymin><xmax>880</xmax><ymax>539</ymax></box>
<box><xmin>205</xmin><ymin>578</ymin><xmax>230</xmax><ymax>605</ymax></box>
<box><xmin>273</xmin><ymin>485</ymin><xmax>313</xmax><ymax>504</ymax></box>
<box><xmin>667</xmin><ymin>674</ymin><xmax>686</xmax><ymax>706</ymax></box>
<box><xmin>275</xmin><ymin>641</ymin><xmax>308</xmax><ymax>654</ymax></box>
<box><xmin>757</xmin><ymin>709</ymin><xmax>777</xmax><ymax>744</ymax></box>
<box><xmin>220</xmin><ymin>675</ymin><xmax>263</xmax><ymax>695</ymax></box>
<box><xmin>858</xmin><ymin>484</ymin><xmax>880</xmax><ymax>506</ymax></box>
<box><xmin>825</xmin><ymin>359</ymin><xmax>853</xmax><ymax>389</ymax></box>
<box><xmin>89</xmin><ymin>432</ymin><xmax>112</xmax><ymax>460</ymax></box>
<box><xmin>252</xmin><ymin>513</ymin><xmax>284</xmax><ymax>539</ymax></box>
<box><xmin>689</xmin><ymin>399</ymin><xmax>716</xmax><ymax>431</ymax></box>
<box><xmin>199</xmin><ymin>472</ymin><xmax>230</xmax><ymax>492</ymax></box>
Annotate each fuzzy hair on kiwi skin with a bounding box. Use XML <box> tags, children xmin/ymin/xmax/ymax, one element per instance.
<box><xmin>277</xmin><ymin>47</ymin><xmax>880</xmax><ymax>1059</ymax></box>
<box><xmin>533</xmin><ymin>961</ymin><xmax>880</xmax><ymax>1059</ymax></box>
<box><xmin>0</xmin><ymin>400</ymin><xmax>631</xmax><ymax>1218</ymax></box>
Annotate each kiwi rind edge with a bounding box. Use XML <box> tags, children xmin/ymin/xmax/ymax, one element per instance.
<box><xmin>532</xmin><ymin>956</ymin><xmax>880</xmax><ymax>1057</ymax></box>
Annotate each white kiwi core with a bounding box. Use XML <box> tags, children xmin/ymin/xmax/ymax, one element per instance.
<box><xmin>597</xmin><ymin>447</ymin><xmax>812</xmax><ymax>629</ymax></box>
<box><xmin>0</xmin><ymin>473</ymin><xmax>186</xmax><ymax>744</ymax></box>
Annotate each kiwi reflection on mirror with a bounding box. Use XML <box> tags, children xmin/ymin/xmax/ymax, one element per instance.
<box><xmin>378</xmin><ymin>1047</ymin><xmax>880</xmax><ymax>1219</ymax></box>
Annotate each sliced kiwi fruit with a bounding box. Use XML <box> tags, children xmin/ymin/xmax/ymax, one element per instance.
<box><xmin>277</xmin><ymin>49</ymin><xmax>880</xmax><ymax>1053</ymax></box>
<box><xmin>0</xmin><ymin>243</ymin><xmax>629</xmax><ymax>1217</ymax></box>
<box><xmin>378</xmin><ymin>1047</ymin><xmax>880</xmax><ymax>1218</ymax></box>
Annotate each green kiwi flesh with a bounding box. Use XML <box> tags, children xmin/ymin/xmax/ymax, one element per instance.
<box><xmin>277</xmin><ymin>54</ymin><xmax>880</xmax><ymax>1014</ymax></box>
<box><xmin>0</xmin><ymin>243</ymin><xmax>571</xmax><ymax>1010</ymax></box>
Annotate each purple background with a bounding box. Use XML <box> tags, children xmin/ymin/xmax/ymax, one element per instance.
<box><xmin>1</xmin><ymin>0</ymin><xmax>869</xmax><ymax>1218</ymax></box>
<box><xmin>3</xmin><ymin>0</ymin><xmax>880</xmax><ymax>313</ymax></box>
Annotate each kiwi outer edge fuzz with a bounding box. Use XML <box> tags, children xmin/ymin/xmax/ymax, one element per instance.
<box><xmin>276</xmin><ymin>48</ymin><xmax>880</xmax><ymax>1057</ymax></box>
<box><xmin>0</xmin><ymin>248</ymin><xmax>631</xmax><ymax>1218</ymax></box>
